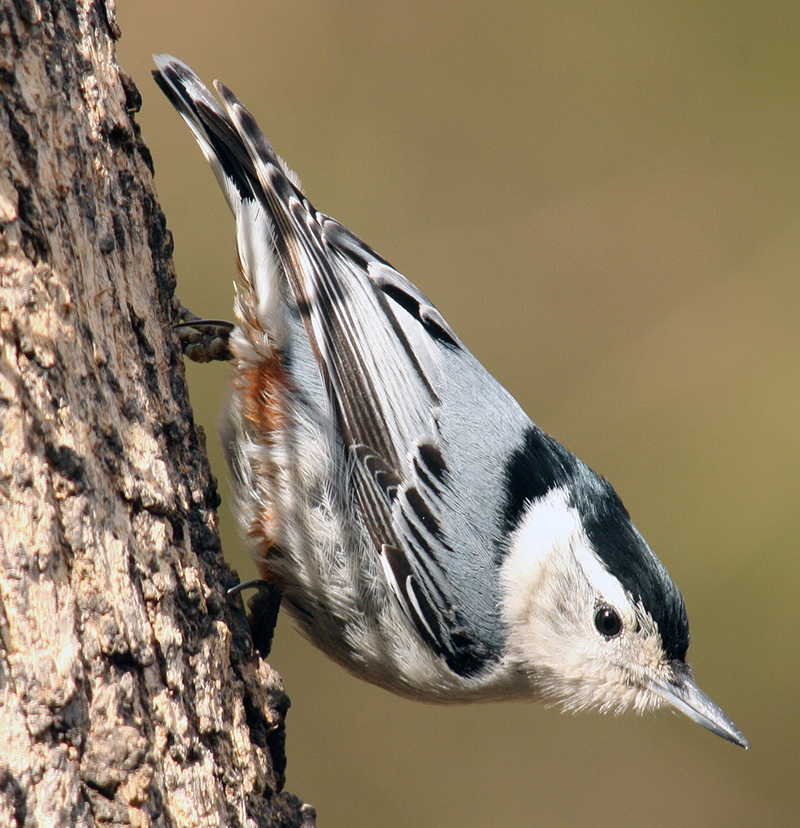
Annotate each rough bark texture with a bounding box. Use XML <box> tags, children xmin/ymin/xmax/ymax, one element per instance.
<box><xmin>0</xmin><ymin>2</ymin><xmax>314</xmax><ymax>826</ymax></box>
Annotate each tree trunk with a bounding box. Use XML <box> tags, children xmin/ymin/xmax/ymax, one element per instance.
<box><xmin>0</xmin><ymin>2</ymin><xmax>314</xmax><ymax>826</ymax></box>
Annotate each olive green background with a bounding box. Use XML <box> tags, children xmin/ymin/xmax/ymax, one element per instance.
<box><xmin>119</xmin><ymin>3</ymin><xmax>798</xmax><ymax>826</ymax></box>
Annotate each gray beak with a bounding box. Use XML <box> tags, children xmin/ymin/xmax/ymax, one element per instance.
<box><xmin>649</xmin><ymin>672</ymin><xmax>750</xmax><ymax>749</ymax></box>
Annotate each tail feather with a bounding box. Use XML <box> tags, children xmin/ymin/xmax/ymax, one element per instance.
<box><xmin>153</xmin><ymin>55</ymin><xmax>301</xmax><ymax>348</ymax></box>
<box><xmin>153</xmin><ymin>56</ymin><xmax>253</xmax><ymax>211</ymax></box>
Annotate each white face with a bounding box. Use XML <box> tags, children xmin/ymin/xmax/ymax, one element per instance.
<box><xmin>500</xmin><ymin>488</ymin><xmax>674</xmax><ymax>714</ymax></box>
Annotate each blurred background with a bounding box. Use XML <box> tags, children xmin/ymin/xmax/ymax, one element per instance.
<box><xmin>119</xmin><ymin>3</ymin><xmax>798</xmax><ymax>826</ymax></box>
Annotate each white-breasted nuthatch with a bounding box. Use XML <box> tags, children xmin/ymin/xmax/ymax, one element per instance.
<box><xmin>154</xmin><ymin>56</ymin><xmax>748</xmax><ymax>748</ymax></box>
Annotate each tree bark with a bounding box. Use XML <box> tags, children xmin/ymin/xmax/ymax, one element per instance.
<box><xmin>0</xmin><ymin>2</ymin><xmax>314</xmax><ymax>826</ymax></box>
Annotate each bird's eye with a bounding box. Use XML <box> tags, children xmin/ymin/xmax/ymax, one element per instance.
<box><xmin>594</xmin><ymin>605</ymin><xmax>623</xmax><ymax>638</ymax></box>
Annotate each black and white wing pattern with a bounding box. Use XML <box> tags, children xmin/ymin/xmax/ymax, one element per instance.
<box><xmin>154</xmin><ymin>57</ymin><xmax>499</xmax><ymax>677</ymax></box>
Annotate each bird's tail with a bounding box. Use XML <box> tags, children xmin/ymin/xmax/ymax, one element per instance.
<box><xmin>152</xmin><ymin>54</ymin><xmax>303</xmax><ymax>357</ymax></box>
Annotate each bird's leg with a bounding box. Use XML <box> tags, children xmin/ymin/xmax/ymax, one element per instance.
<box><xmin>175</xmin><ymin>305</ymin><xmax>234</xmax><ymax>362</ymax></box>
<box><xmin>229</xmin><ymin>579</ymin><xmax>284</xmax><ymax>657</ymax></box>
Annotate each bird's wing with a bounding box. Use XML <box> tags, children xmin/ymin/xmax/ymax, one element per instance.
<box><xmin>154</xmin><ymin>56</ymin><xmax>492</xmax><ymax>677</ymax></box>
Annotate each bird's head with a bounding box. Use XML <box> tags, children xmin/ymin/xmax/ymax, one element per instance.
<box><xmin>500</xmin><ymin>473</ymin><xmax>748</xmax><ymax>748</ymax></box>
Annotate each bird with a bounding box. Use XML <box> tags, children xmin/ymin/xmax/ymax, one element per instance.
<box><xmin>153</xmin><ymin>55</ymin><xmax>748</xmax><ymax>749</ymax></box>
